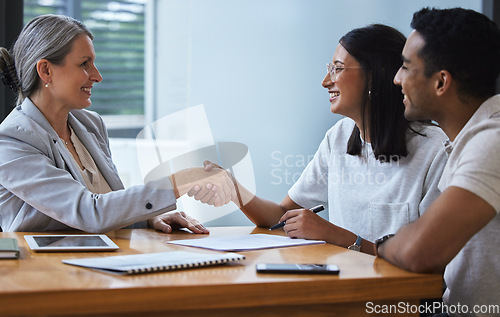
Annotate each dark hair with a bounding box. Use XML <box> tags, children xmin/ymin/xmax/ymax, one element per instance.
<box><xmin>340</xmin><ymin>24</ymin><xmax>408</xmax><ymax>162</ymax></box>
<box><xmin>411</xmin><ymin>7</ymin><xmax>500</xmax><ymax>99</ymax></box>
<box><xmin>0</xmin><ymin>14</ymin><xmax>93</xmax><ymax>105</ymax></box>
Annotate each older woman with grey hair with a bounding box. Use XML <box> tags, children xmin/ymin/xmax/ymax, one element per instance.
<box><xmin>0</xmin><ymin>14</ymin><xmax>235</xmax><ymax>233</ymax></box>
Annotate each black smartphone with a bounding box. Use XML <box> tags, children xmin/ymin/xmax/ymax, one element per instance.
<box><xmin>256</xmin><ymin>263</ymin><xmax>339</xmax><ymax>275</ymax></box>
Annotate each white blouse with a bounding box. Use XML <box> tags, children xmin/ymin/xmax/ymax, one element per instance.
<box><xmin>68</xmin><ymin>125</ymin><xmax>112</xmax><ymax>194</ymax></box>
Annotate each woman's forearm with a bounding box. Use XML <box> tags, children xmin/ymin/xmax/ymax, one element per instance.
<box><xmin>235</xmin><ymin>182</ymin><xmax>299</xmax><ymax>227</ymax></box>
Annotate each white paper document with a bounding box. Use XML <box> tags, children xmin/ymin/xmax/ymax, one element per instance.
<box><xmin>167</xmin><ymin>234</ymin><xmax>326</xmax><ymax>251</ymax></box>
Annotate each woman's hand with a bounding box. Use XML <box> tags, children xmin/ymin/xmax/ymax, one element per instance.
<box><xmin>148</xmin><ymin>211</ymin><xmax>209</xmax><ymax>234</ymax></box>
<box><xmin>280</xmin><ymin>209</ymin><xmax>373</xmax><ymax>254</ymax></box>
<box><xmin>187</xmin><ymin>160</ymin><xmax>247</xmax><ymax>207</ymax></box>
<box><xmin>280</xmin><ymin>208</ymin><xmax>334</xmax><ymax>241</ymax></box>
<box><xmin>170</xmin><ymin>166</ymin><xmax>237</xmax><ymax>207</ymax></box>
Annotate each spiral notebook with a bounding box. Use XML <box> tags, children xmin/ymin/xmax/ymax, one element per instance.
<box><xmin>62</xmin><ymin>250</ymin><xmax>245</xmax><ymax>275</ymax></box>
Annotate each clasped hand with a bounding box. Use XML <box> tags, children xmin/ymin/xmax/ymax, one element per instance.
<box><xmin>150</xmin><ymin>165</ymin><xmax>236</xmax><ymax>234</ymax></box>
<box><xmin>172</xmin><ymin>163</ymin><xmax>237</xmax><ymax>207</ymax></box>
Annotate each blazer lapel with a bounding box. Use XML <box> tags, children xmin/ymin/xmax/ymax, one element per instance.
<box><xmin>20</xmin><ymin>99</ymin><xmax>87</xmax><ymax>185</ymax></box>
<box><xmin>68</xmin><ymin>114</ymin><xmax>124</xmax><ymax>191</ymax></box>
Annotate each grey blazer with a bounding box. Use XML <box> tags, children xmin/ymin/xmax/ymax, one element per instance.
<box><xmin>0</xmin><ymin>99</ymin><xmax>176</xmax><ymax>232</ymax></box>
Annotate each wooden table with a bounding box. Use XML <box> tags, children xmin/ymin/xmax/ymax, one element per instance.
<box><xmin>0</xmin><ymin>227</ymin><xmax>442</xmax><ymax>317</ymax></box>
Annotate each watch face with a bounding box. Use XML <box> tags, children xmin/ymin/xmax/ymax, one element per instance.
<box><xmin>348</xmin><ymin>245</ymin><xmax>360</xmax><ymax>252</ymax></box>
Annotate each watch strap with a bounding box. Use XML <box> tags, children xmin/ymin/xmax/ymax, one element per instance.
<box><xmin>347</xmin><ymin>235</ymin><xmax>362</xmax><ymax>251</ymax></box>
<box><xmin>374</xmin><ymin>234</ymin><xmax>395</xmax><ymax>256</ymax></box>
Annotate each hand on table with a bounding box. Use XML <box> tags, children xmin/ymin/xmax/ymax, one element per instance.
<box><xmin>280</xmin><ymin>208</ymin><xmax>333</xmax><ymax>240</ymax></box>
<box><xmin>148</xmin><ymin>210</ymin><xmax>209</xmax><ymax>234</ymax></box>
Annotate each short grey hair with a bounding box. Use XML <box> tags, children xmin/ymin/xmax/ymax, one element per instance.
<box><xmin>0</xmin><ymin>14</ymin><xmax>93</xmax><ymax>105</ymax></box>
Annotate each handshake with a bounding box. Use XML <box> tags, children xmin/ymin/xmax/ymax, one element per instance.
<box><xmin>169</xmin><ymin>161</ymin><xmax>245</xmax><ymax>208</ymax></box>
<box><xmin>147</xmin><ymin>160</ymin><xmax>251</xmax><ymax>234</ymax></box>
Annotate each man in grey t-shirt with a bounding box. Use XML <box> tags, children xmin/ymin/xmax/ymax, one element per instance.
<box><xmin>376</xmin><ymin>8</ymin><xmax>500</xmax><ymax>317</ymax></box>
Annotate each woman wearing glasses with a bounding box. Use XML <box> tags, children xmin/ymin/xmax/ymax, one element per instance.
<box><xmin>203</xmin><ymin>24</ymin><xmax>447</xmax><ymax>254</ymax></box>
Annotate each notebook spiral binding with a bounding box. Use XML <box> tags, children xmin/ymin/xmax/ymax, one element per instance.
<box><xmin>63</xmin><ymin>251</ymin><xmax>246</xmax><ymax>275</ymax></box>
<box><xmin>129</xmin><ymin>256</ymin><xmax>242</xmax><ymax>274</ymax></box>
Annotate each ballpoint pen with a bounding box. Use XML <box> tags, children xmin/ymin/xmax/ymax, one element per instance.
<box><xmin>269</xmin><ymin>205</ymin><xmax>324</xmax><ymax>230</ymax></box>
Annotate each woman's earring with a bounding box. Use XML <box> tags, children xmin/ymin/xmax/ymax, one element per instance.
<box><xmin>368</xmin><ymin>90</ymin><xmax>372</xmax><ymax>100</ymax></box>
<box><xmin>45</xmin><ymin>82</ymin><xmax>50</xmax><ymax>88</ymax></box>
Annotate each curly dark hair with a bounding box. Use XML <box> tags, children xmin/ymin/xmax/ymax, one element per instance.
<box><xmin>411</xmin><ymin>7</ymin><xmax>500</xmax><ymax>99</ymax></box>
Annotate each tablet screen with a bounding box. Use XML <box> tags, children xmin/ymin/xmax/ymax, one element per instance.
<box><xmin>24</xmin><ymin>234</ymin><xmax>119</xmax><ymax>252</ymax></box>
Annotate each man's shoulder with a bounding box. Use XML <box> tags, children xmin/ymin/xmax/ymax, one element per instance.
<box><xmin>459</xmin><ymin>116</ymin><xmax>500</xmax><ymax>151</ymax></box>
<box><xmin>449</xmin><ymin>113</ymin><xmax>500</xmax><ymax>175</ymax></box>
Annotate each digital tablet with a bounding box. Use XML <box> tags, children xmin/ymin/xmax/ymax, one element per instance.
<box><xmin>24</xmin><ymin>234</ymin><xmax>119</xmax><ymax>252</ymax></box>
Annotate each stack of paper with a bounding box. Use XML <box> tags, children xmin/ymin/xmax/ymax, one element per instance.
<box><xmin>167</xmin><ymin>234</ymin><xmax>326</xmax><ymax>251</ymax></box>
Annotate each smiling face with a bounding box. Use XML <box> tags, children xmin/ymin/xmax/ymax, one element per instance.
<box><xmin>393</xmin><ymin>31</ymin><xmax>437</xmax><ymax>121</ymax></box>
<box><xmin>322</xmin><ymin>44</ymin><xmax>367</xmax><ymax>123</ymax></box>
<box><xmin>49</xmin><ymin>35</ymin><xmax>102</xmax><ymax>111</ymax></box>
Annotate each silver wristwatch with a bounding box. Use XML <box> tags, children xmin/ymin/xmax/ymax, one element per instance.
<box><xmin>347</xmin><ymin>235</ymin><xmax>362</xmax><ymax>252</ymax></box>
<box><xmin>374</xmin><ymin>234</ymin><xmax>395</xmax><ymax>256</ymax></box>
